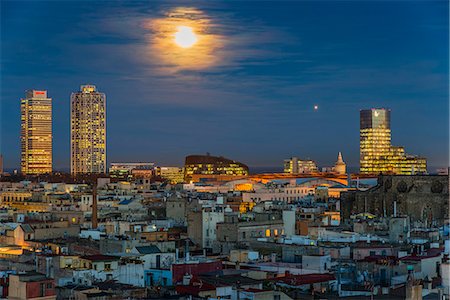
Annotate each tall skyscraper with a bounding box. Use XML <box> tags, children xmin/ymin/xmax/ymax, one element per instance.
<box><xmin>20</xmin><ymin>90</ymin><xmax>52</xmax><ymax>175</ymax></box>
<box><xmin>71</xmin><ymin>85</ymin><xmax>106</xmax><ymax>174</ymax></box>
<box><xmin>360</xmin><ymin>108</ymin><xmax>426</xmax><ymax>175</ymax></box>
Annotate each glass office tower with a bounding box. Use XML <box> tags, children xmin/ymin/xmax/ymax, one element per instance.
<box><xmin>71</xmin><ymin>85</ymin><xmax>106</xmax><ymax>174</ymax></box>
<box><xmin>360</xmin><ymin>108</ymin><xmax>426</xmax><ymax>175</ymax></box>
<box><xmin>20</xmin><ymin>90</ymin><xmax>52</xmax><ymax>175</ymax></box>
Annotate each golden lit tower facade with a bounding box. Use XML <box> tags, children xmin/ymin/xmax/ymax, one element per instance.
<box><xmin>20</xmin><ymin>90</ymin><xmax>52</xmax><ymax>175</ymax></box>
<box><xmin>71</xmin><ymin>85</ymin><xmax>106</xmax><ymax>174</ymax></box>
<box><xmin>360</xmin><ymin>108</ymin><xmax>426</xmax><ymax>175</ymax></box>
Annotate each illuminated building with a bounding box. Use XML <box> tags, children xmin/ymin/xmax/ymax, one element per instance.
<box><xmin>156</xmin><ymin>166</ymin><xmax>184</xmax><ymax>184</ymax></box>
<box><xmin>184</xmin><ymin>154</ymin><xmax>249</xmax><ymax>182</ymax></box>
<box><xmin>360</xmin><ymin>108</ymin><xmax>426</xmax><ymax>175</ymax></box>
<box><xmin>333</xmin><ymin>152</ymin><xmax>346</xmax><ymax>175</ymax></box>
<box><xmin>20</xmin><ymin>90</ymin><xmax>52</xmax><ymax>175</ymax></box>
<box><xmin>71</xmin><ymin>85</ymin><xmax>106</xmax><ymax>174</ymax></box>
<box><xmin>109</xmin><ymin>162</ymin><xmax>155</xmax><ymax>180</ymax></box>
<box><xmin>284</xmin><ymin>157</ymin><xmax>318</xmax><ymax>174</ymax></box>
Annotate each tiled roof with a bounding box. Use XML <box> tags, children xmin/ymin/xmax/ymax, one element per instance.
<box><xmin>176</xmin><ymin>282</ymin><xmax>216</xmax><ymax>296</ymax></box>
<box><xmin>80</xmin><ymin>254</ymin><xmax>119</xmax><ymax>262</ymax></box>
<box><xmin>272</xmin><ymin>273</ymin><xmax>335</xmax><ymax>286</ymax></box>
<box><xmin>243</xmin><ymin>288</ymin><xmax>271</xmax><ymax>293</ymax></box>
<box><xmin>20</xmin><ymin>224</ymin><xmax>34</xmax><ymax>233</ymax></box>
<box><xmin>118</xmin><ymin>199</ymin><xmax>133</xmax><ymax>205</ymax></box>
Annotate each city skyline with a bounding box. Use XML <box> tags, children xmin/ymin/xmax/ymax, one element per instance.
<box><xmin>0</xmin><ymin>2</ymin><xmax>448</xmax><ymax>298</ymax></box>
<box><xmin>1</xmin><ymin>1</ymin><xmax>448</xmax><ymax>170</ymax></box>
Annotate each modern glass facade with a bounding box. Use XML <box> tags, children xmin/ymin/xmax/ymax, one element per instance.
<box><xmin>109</xmin><ymin>162</ymin><xmax>155</xmax><ymax>180</ymax></box>
<box><xmin>184</xmin><ymin>154</ymin><xmax>249</xmax><ymax>181</ymax></box>
<box><xmin>360</xmin><ymin>108</ymin><xmax>426</xmax><ymax>175</ymax></box>
<box><xmin>20</xmin><ymin>90</ymin><xmax>52</xmax><ymax>175</ymax></box>
<box><xmin>71</xmin><ymin>85</ymin><xmax>106</xmax><ymax>174</ymax></box>
<box><xmin>284</xmin><ymin>157</ymin><xmax>318</xmax><ymax>174</ymax></box>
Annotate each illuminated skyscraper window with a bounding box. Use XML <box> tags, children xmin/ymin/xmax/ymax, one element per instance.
<box><xmin>20</xmin><ymin>90</ymin><xmax>52</xmax><ymax>175</ymax></box>
<box><xmin>71</xmin><ymin>85</ymin><xmax>106</xmax><ymax>174</ymax></box>
<box><xmin>360</xmin><ymin>108</ymin><xmax>426</xmax><ymax>175</ymax></box>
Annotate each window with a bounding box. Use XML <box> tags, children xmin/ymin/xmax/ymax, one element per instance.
<box><xmin>47</xmin><ymin>283</ymin><xmax>53</xmax><ymax>289</ymax></box>
<box><xmin>265</xmin><ymin>229</ymin><xmax>271</xmax><ymax>237</ymax></box>
<box><xmin>105</xmin><ymin>263</ymin><xmax>111</xmax><ymax>271</ymax></box>
<box><xmin>40</xmin><ymin>283</ymin><xmax>45</xmax><ymax>297</ymax></box>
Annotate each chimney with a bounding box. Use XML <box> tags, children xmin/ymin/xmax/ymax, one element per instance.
<box><xmin>92</xmin><ymin>183</ymin><xmax>98</xmax><ymax>229</ymax></box>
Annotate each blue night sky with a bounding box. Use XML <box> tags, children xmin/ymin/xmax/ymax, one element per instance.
<box><xmin>1</xmin><ymin>1</ymin><xmax>448</xmax><ymax>171</ymax></box>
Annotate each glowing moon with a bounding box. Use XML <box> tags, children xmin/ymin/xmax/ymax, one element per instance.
<box><xmin>145</xmin><ymin>7</ymin><xmax>222</xmax><ymax>71</ymax></box>
<box><xmin>314</xmin><ymin>105</ymin><xmax>319</xmax><ymax>110</ymax></box>
<box><xmin>174</xmin><ymin>26</ymin><xmax>198</xmax><ymax>48</ymax></box>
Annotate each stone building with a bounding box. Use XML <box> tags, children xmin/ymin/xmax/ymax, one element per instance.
<box><xmin>341</xmin><ymin>175</ymin><xmax>449</xmax><ymax>226</ymax></box>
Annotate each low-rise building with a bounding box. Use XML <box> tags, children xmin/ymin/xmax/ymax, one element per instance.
<box><xmin>8</xmin><ymin>272</ymin><xmax>56</xmax><ymax>300</ymax></box>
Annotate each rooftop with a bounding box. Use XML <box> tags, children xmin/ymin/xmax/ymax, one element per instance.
<box><xmin>272</xmin><ymin>273</ymin><xmax>335</xmax><ymax>286</ymax></box>
<box><xmin>134</xmin><ymin>245</ymin><xmax>161</xmax><ymax>255</ymax></box>
<box><xmin>80</xmin><ymin>254</ymin><xmax>119</xmax><ymax>262</ymax></box>
<box><xmin>14</xmin><ymin>272</ymin><xmax>52</xmax><ymax>282</ymax></box>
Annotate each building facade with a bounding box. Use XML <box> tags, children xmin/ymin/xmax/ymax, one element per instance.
<box><xmin>341</xmin><ymin>175</ymin><xmax>449</xmax><ymax>226</ymax></box>
<box><xmin>284</xmin><ymin>157</ymin><xmax>318</xmax><ymax>174</ymax></box>
<box><xmin>20</xmin><ymin>90</ymin><xmax>52</xmax><ymax>175</ymax></box>
<box><xmin>71</xmin><ymin>85</ymin><xmax>106</xmax><ymax>174</ymax></box>
<box><xmin>156</xmin><ymin>167</ymin><xmax>184</xmax><ymax>184</ymax></box>
<box><xmin>8</xmin><ymin>272</ymin><xmax>56</xmax><ymax>300</ymax></box>
<box><xmin>360</xmin><ymin>108</ymin><xmax>426</xmax><ymax>175</ymax></box>
<box><xmin>109</xmin><ymin>163</ymin><xmax>155</xmax><ymax>180</ymax></box>
<box><xmin>184</xmin><ymin>154</ymin><xmax>249</xmax><ymax>182</ymax></box>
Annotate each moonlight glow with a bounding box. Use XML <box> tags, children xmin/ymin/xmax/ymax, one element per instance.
<box><xmin>145</xmin><ymin>7</ymin><xmax>222</xmax><ymax>71</ymax></box>
<box><xmin>174</xmin><ymin>26</ymin><xmax>198</xmax><ymax>48</ymax></box>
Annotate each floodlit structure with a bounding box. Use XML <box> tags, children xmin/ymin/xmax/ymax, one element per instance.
<box><xmin>284</xmin><ymin>157</ymin><xmax>318</xmax><ymax>174</ymax></box>
<box><xmin>71</xmin><ymin>85</ymin><xmax>106</xmax><ymax>174</ymax></box>
<box><xmin>184</xmin><ymin>154</ymin><xmax>249</xmax><ymax>182</ymax></box>
<box><xmin>109</xmin><ymin>162</ymin><xmax>155</xmax><ymax>179</ymax></box>
<box><xmin>20</xmin><ymin>90</ymin><xmax>52</xmax><ymax>175</ymax></box>
<box><xmin>334</xmin><ymin>152</ymin><xmax>346</xmax><ymax>175</ymax></box>
<box><xmin>156</xmin><ymin>166</ymin><xmax>185</xmax><ymax>183</ymax></box>
<box><xmin>360</xmin><ymin>108</ymin><xmax>426</xmax><ymax>175</ymax></box>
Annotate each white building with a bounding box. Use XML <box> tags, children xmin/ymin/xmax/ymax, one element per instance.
<box><xmin>202</xmin><ymin>208</ymin><xmax>225</xmax><ymax>249</ymax></box>
<box><xmin>242</xmin><ymin>178</ymin><xmax>347</xmax><ymax>203</ymax></box>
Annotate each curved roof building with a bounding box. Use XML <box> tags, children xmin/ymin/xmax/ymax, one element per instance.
<box><xmin>184</xmin><ymin>154</ymin><xmax>249</xmax><ymax>182</ymax></box>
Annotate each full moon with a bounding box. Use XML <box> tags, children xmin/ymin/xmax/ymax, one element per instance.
<box><xmin>174</xmin><ymin>26</ymin><xmax>198</xmax><ymax>48</ymax></box>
